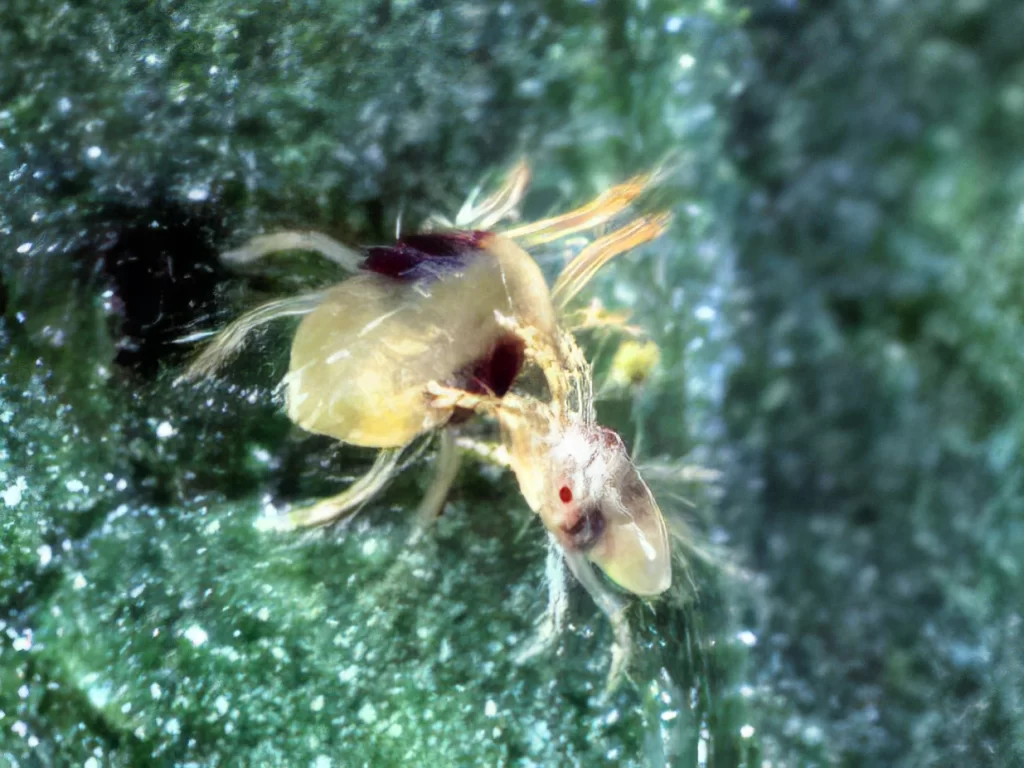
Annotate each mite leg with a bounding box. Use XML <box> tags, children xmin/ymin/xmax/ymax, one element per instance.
<box><xmin>552</xmin><ymin>329</ymin><xmax>595</xmax><ymax>422</ymax></box>
<box><xmin>177</xmin><ymin>290</ymin><xmax>328</xmax><ymax>383</ymax></box>
<box><xmin>551</xmin><ymin>214</ymin><xmax>671</xmax><ymax>312</ymax></box>
<box><xmin>501</xmin><ymin>173</ymin><xmax>653</xmax><ymax>246</ymax></box>
<box><xmin>491</xmin><ymin>310</ymin><xmax>555</xmax><ymax>359</ymax></box>
<box><xmin>222</xmin><ymin>231</ymin><xmax>363</xmax><ymax>272</ymax></box>
<box><xmin>409</xmin><ymin>431</ymin><xmax>462</xmax><ymax>539</ymax></box>
<box><xmin>424</xmin><ymin>382</ymin><xmax>507</xmax><ymax>415</ymax></box>
<box><xmin>561</xmin><ymin>299</ymin><xmax>641</xmax><ymax>336</ymax></box>
<box><xmin>455</xmin><ymin>436</ymin><xmax>511</xmax><ymax>469</ymax></box>
<box><xmin>455</xmin><ymin>160</ymin><xmax>531</xmax><ymax>230</ymax></box>
<box><xmin>516</xmin><ymin>536</ymin><xmax>571</xmax><ymax>664</ymax></box>
<box><xmin>256</xmin><ymin>447</ymin><xmax>403</xmax><ymax>531</ymax></box>
<box><xmin>561</xmin><ymin>549</ymin><xmax>633</xmax><ymax>693</ymax></box>
<box><xmin>425</xmin><ymin>383</ymin><xmax>539</xmax><ymax>452</ymax></box>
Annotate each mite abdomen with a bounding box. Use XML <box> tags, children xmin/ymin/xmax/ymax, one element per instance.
<box><xmin>284</xmin><ymin>234</ymin><xmax>555</xmax><ymax>447</ymax></box>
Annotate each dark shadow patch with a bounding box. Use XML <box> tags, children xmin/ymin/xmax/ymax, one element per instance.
<box><xmin>82</xmin><ymin>198</ymin><xmax>229</xmax><ymax>376</ymax></box>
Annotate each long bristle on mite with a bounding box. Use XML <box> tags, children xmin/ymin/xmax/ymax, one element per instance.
<box><xmin>501</xmin><ymin>173</ymin><xmax>654</xmax><ymax>246</ymax></box>
<box><xmin>551</xmin><ymin>213</ymin><xmax>671</xmax><ymax>311</ymax></box>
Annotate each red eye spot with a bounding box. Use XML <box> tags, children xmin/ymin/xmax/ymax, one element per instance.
<box><xmin>559</xmin><ymin>486</ymin><xmax>573</xmax><ymax>504</ymax></box>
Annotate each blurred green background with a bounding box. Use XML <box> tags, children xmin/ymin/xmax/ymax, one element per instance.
<box><xmin>3</xmin><ymin>0</ymin><xmax>1024</xmax><ymax>765</ymax></box>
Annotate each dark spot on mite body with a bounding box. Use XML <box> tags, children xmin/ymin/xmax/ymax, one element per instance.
<box><xmin>370</xmin><ymin>229</ymin><xmax>524</xmax><ymax>426</ymax></box>
<box><xmin>564</xmin><ymin>505</ymin><xmax>606</xmax><ymax>551</ymax></box>
<box><xmin>362</xmin><ymin>231</ymin><xmax>489</xmax><ymax>282</ymax></box>
<box><xmin>461</xmin><ymin>334</ymin><xmax>525</xmax><ymax>397</ymax></box>
<box><xmin>447</xmin><ymin>334</ymin><xmax>526</xmax><ymax>424</ymax></box>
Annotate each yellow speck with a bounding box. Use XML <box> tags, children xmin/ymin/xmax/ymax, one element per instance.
<box><xmin>609</xmin><ymin>340</ymin><xmax>661</xmax><ymax>387</ymax></box>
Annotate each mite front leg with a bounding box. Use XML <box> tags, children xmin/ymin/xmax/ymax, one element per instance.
<box><xmin>256</xmin><ymin>447</ymin><xmax>403</xmax><ymax>531</ymax></box>
<box><xmin>222</xmin><ymin>231</ymin><xmax>363</xmax><ymax>272</ymax></box>
<box><xmin>561</xmin><ymin>549</ymin><xmax>633</xmax><ymax>694</ymax></box>
<box><xmin>424</xmin><ymin>381</ymin><xmax>513</xmax><ymax>416</ymax></box>
<box><xmin>516</xmin><ymin>536</ymin><xmax>571</xmax><ymax>665</ymax></box>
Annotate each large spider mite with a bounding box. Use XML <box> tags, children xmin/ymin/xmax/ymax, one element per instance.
<box><xmin>180</xmin><ymin>161</ymin><xmax>680</xmax><ymax>686</ymax></box>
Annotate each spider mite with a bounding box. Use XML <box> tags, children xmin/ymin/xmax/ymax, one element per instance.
<box><xmin>179</xmin><ymin>161</ymin><xmax>673</xmax><ymax>683</ymax></box>
<box><xmin>426</xmin><ymin>311</ymin><xmax>672</xmax><ymax>686</ymax></box>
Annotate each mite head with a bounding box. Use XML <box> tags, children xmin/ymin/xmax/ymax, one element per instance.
<box><xmin>542</xmin><ymin>424</ymin><xmax>671</xmax><ymax>596</ymax></box>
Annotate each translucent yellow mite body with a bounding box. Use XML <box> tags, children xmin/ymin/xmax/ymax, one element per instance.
<box><xmin>284</xmin><ymin>233</ymin><xmax>555</xmax><ymax>448</ymax></box>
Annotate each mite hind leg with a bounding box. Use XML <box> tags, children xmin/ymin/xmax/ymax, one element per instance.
<box><xmin>501</xmin><ymin>172</ymin><xmax>654</xmax><ymax>246</ymax></box>
<box><xmin>256</xmin><ymin>447</ymin><xmax>403</xmax><ymax>531</ymax></box>
<box><xmin>222</xmin><ymin>231</ymin><xmax>363</xmax><ymax>272</ymax></box>
<box><xmin>177</xmin><ymin>290</ymin><xmax>328</xmax><ymax>383</ymax></box>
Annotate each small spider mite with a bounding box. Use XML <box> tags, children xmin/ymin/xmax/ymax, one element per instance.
<box><xmin>180</xmin><ymin>162</ymin><xmax>674</xmax><ymax>685</ymax></box>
